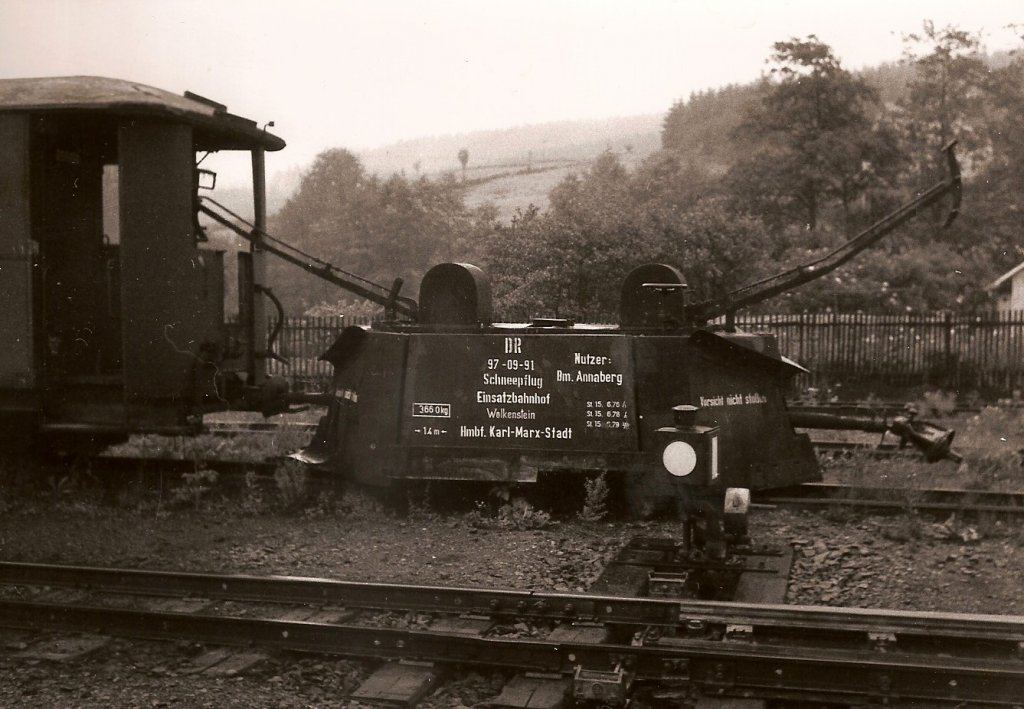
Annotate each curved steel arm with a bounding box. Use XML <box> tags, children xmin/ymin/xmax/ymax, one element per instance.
<box><xmin>686</xmin><ymin>142</ymin><xmax>962</xmax><ymax>323</ymax></box>
<box><xmin>199</xmin><ymin>197</ymin><xmax>419</xmax><ymax>321</ymax></box>
<box><xmin>255</xmin><ymin>284</ymin><xmax>288</xmax><ymax>364</ymax></box>
<box><xmin>940</xmin><ymin>140</ymin><xmax>962</xmax><ymax>227</ymax></box>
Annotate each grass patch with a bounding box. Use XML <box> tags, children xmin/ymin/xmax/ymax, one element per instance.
<box><xmin>955</xmin><ymin>407</ymin><xmax>1024</xmax><ymax>490</ymax></box>
<box><xmin>818</xmin><ymin>405</ymin><xmax>1024</xmax><ymax>492</ymax></box>
<box><xmin>104</xmin><ymin>426</ymin><xmax>312</xmax><ymax>463</ymax></box>
<box><xmin>463</xmin><ymin>486</ymin><xmax>554</xmax><ymax>530</ymax></box>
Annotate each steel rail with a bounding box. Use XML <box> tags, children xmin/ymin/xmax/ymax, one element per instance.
<box><xmin>810</xmin><ymin>440</ymin><xmax>909</xmax><ymax>456</ymax></box>
<box><xmin>2</xmin><ymin>562</ymin><xmax>1021</xmax><ymax>645</ymax></box>
<box><xmin>760</xmin><ymin>483</ymin><xmax>1024</xmax><ymax>516</ymax></box>
<box><xmin>793</xmin><ymin>403</ymin><xmax>983</xmax><ymax>416</ymax></box>
<box><xmin>203</xmin><ymin>421</ymin><xmax>317</xmax><ymax>435</ymax></box>
<box><xmin>0</xmin><ymin>598</ymin><xmax>1020</xmax><ymax>705</ymax></box>
<box><xmin>90</xmin><ymin>456</ymin><xmax>278</xmax><ymax>476</ymax></box>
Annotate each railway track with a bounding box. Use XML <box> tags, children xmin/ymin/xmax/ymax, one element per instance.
<box><xmin>202</xmin><ymin>397</ymin><xmax>1007</xmax><ymax>438</ymax></box>
<box><xmin>809</xmin><ymin>439</ymin><xmax>915</xmax><ymax>458</ymax></box>
<box><xmin>789</xmin><ymin>401</ymin><xmax>986</xmax><ymax>417</ymax></box>
<box><xmin>85</xmin><ymin>448</ymin><xmax>1024</xmax><ymax>517</ymax></box>
<box><xmin>199</xmin><ymin>419</ymin><xmax>960</xmax><ymax>465</ymax></box>
<box><xmin>93</xmin><ymin>455</ymin><xmax>279</xmax><ymax>477</ymax></box>
<box><xmin>198</xmin><ymin>422</ymin><xmax>928</xmax><ymax>463</ymax></box>
<box><xmin>759</xmin><ymin>483</ymin><xmax>1024</xmax><ymax>516</ymax></box>
<box><xmin>1</xmin><ymin>561</ymin><xmax>1022</xmax><ymax>706</ymax></box>
<box><xmin>202</xmin><ymin>420</ymin><xmax>317</xmax><ymax>436</ymax></box>
<box><xmin>71</xmin><ymin>415</ymin><xmax>1024</xmax><ymax>518</ymax></box>
<box><xmin>90</xmin><ymin>440</ymin><xmax>912</xmax><ymax>475</ymax></box>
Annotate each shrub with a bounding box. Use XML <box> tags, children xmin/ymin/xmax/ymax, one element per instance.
<box><xmin>169</xmin><ymin>468</ymin><xmax>220</xmax><ymax>509</ymax></box>
<box><xmin>239</xmin><ymin>470</ymin><xmax>268</xmax><ymax>515</ymax></box>
<box><xmin>336</xmin><ymin>486</ymin><xmax>390</xmax><ymax>520</ymax></box>
<box><xmin>274</xmin><ymin>459</ymin><xmax>311</xmax><ymax>513</ymax></box>
<box><xmin>304</xmin><ymin>490</ymin><xmax>337</xmax><ymax>518</ymax></box>
<box><xmin>405</xmin><ymin>482</ymin><xmax>441</xmax><ymax>521</ymax></box>
<box><xmin>464</xmin><ymin>496</ymin><xmax>552</xmax><ymax>530</ymax></box>
<box><xmin>498</xmin><ymin>497</ymin><xmax>552</xmax><ymax>529</ymax></box>
<box><xmin>880</xmin><ymin>512</ymin><xmax>924</xmax><ymax>542</ymax></box>
<box><xmin>580</xmin><ymin>473</ymin><xmax>609</xmax><ymax>522</ymax></box>
<box><xmin>917</xmin><ymin>390</ymin><xmax>957</xmax><ymax>418</ymax></box>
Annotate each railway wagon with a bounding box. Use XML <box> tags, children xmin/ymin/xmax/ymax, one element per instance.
<box><xmin>295</xmin><ymin>143</ymin><xmax>961</xmax><ymax>520</ymax></box>
<box><xmin>0</xmin><ymin>76</ymin><xmax>961</xmax><ymax>534</ymax></box>
<box><xmin>0</xmin><ymin>76</ymin><xmax>285</xmax><ymax>450</ymax></box>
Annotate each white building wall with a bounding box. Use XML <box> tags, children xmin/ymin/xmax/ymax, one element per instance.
<box><xmin>1011</xmin><ymin>272</ymin><xmax>1024</xmax><ymax>311</ymax></box>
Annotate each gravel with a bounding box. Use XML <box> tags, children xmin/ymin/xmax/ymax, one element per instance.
<box><xmin>1</xmin><ymin>485</ymin><xmax>1022</xmax><ymax>706</ymax></box>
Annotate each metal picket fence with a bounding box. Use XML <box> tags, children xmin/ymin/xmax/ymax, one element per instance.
<box><xmin>265</xmin><ymin>315</ymin><xmax>371</xmax><ymax>390</ymax></box>
<box><xmin>729</xmin><ymin>311</ymin><xmax>1024</xmax><ymax>394</ymax></box>
<box><xmin>263</xmin><ymin>311</ymin><xmax>1024</xmax><ymax>395</ymax></box>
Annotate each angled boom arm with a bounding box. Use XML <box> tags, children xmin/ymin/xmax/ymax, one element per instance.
<box><xmin>198</xmin><ymin>197</ymin><xmax>418</xmax><ymax>321</ymax></box>
<box><xmin>685</xmin><ymin>142</ymin><xmax>962</xmax><ymax>323</ymax></box>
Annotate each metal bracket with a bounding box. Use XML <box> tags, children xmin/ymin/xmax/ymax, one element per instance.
<box><xmin>703</xmin><ymin>661</ymin><xmax>736</xmax><ymax>690</ymax></box>
<box><xmin>868</xmin><ymin>631</ymin><xmax>898</xmax><ymax>651</ymax></box>
<box><xmin>725</xmin><ymin>623</ymin><xmax>754</xmax><ymax>641</ymax></box>
<box><xmin>573</xmin><ymin>664</ymin><xmax>633</xmax><ymax>706</ymax></box>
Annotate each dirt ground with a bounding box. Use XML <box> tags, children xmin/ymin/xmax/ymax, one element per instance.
<box><xmin>2</xmin><ymin>497</ymin><xmax>1020</xmax><ymax>613</ymax></box>
<box><xmin>1</xmin><ymin>484</ymin><xmax>1022</xmax><ymax>707</ymax></box>
<box><xmin>1</xmin><ymin>405</ymin><xmax>1022</xmax><ymax>707</ymax></box>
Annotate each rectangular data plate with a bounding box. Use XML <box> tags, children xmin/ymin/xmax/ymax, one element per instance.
<box><xmin>401</xmin><ymin>334</ymin><xmax>638</xmax><ymax>451</ymax></box>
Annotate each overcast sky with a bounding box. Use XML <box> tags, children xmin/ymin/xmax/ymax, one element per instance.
<box><xmin>2</xmin><ymin>0</ymin><xmax>1020</xmax><ymax>184</ymax></box>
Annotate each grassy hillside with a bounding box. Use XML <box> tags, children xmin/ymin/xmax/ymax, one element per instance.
<box><xmin>358</xmin><ymin>114</ymin><xmax>663</xmax><ymax>221</ymax></box>
<box><xmin>206</xmin><ymin>113</ymin><xmax>663</xmax><ymax>224</ymax></box>
<box><xmin>459</xmin><ymin>140</ymin><xmax>659</xmax><ymax>220</ymax></box>
<box><xmin>219</xmin><ymin>49</ymin><xmax>1017</xmax><ymax>226</ymax></box>
<box><xmin>357</xmin><ymin>113</ymin><xmax>663</xmax><ymax>175</ymax></box>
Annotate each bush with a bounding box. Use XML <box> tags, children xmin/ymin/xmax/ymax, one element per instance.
<box><xmin>880</xmin><ymin>512</ymin><xmax>924</xmax><ymax>542</ymax></box>
<box><xmin>274</xmin><ymin>459</ymin><xmax>311</xmax><ymax>513</ymax></box>
<box><xmin>498</xmin><ymin>497</ymin><xmax>552</xmax><ymax>529</ymax></box>
<box><xmin>336</xmin><ymin>487</ymin><xmax>390</xmax><ymax>520</ymax></box>
<box><xmin>580</xmin><ymin>473</ymin><xmax>609</xmax><ymax>522</ymax></box>
<box><xmin>240</xmin><ymin>470</ymin><xmax>268</xmax><ymax>515</ymax></box>
<box><xmin>463</xmin><ymin>496</ymin><xmax>552</xmax><ymax>530</ymax></box>
<box><xmin>169</xmin><ymin>469</ymin><xmax>220</xmax><ymax>509</ymax></box>
<box><xmin>917</xmin><ymin>389</ymin><xmax>958</xmax><ymax>418</ymax></box>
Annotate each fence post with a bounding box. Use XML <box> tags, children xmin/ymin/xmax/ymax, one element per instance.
<box><xmin>798</xmin><ymin>312</ymin><xmax>805</xmax><ymax>366</ymax></box>
<box><xmin>943</xmin><ymin>311</ymin><xmax>954</xmax><ymax>390</ymax></box>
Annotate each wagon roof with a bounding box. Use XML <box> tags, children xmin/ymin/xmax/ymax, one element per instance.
<box><xmin>987</xmin><ymin>260</ymin><xmax>1024</xmax><ymax>292</ymax></box>
<box><xmin>0</xmin><ymin>76</ymin><xmax>285</xmax><ymax>151</ymax></box>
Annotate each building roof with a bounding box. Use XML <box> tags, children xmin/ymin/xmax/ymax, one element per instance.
<box><xmin>987</xmin><ymin>260</ymin><xmax>1024</xmax><ymax>292</ymax></box>
<box><xmin>0</xmin><ymin>76</ymin><xmax>285</xmax><ymax>152</ymax></box>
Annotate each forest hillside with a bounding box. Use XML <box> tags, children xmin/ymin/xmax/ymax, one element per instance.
<box><xmin>211</xmin><ymin>24</ymin><xmax>1023</xmax><ymax>318</ymax></box>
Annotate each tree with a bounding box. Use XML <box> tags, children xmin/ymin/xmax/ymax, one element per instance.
<box><xmin>653</xmin><ymin>28</ymin><xmax>1024</xmax><ymax>313</ymax></box>
<box><xmin>957</xmin><ymin>28</ymin><xmax>1024</xmax><ymax>274</ymax></box>
<box><xmin>897</xmin><ymin>21</ymin><xmax>989</xmax><ymax>178</ymax></box>
<box><xmin>266</xmin><ymin>149</ymin><xmax>369</xmax><ymax>311</ymax></box>
<box><xmin>893</xmin><ymin>22</ymin><xmax>1017</xmax><ymax>264</ymax></box>
<box><xmin>483</xmin><ymin>151</ymin><xmax>785</xmax><ymax>318</ymax></box>
<box><xmin>635</xmin><ymin>198</ymin><xmax>784</xmax><ymax>305</ymax></box>
<box><xmin>774</xmin><ymin>240</ymin><xmax>993</xmax><ymax>313</ymax></box>
<box><xmin>726</xmin><ymin>36</ymin><xmax>902</xmax><ymax>231</ymax></box>
<box><xmin>269</xmin><ymin>149</ymin><xmax>495</xmax><ymax>314</ymax></box>
<box><xmin>485</xmin><ymin>205</ymin><xmax>563</xmax><ymax>318</ymax></box>
<box><xmin>630</xmin><ymin>150</ymin><xmax>718</xmax><ymax>208</ymax></box>
<box><xmin>457</xmin><ymin>148</ymin><xmax>469</xmax><ymax>182</ymax></box>
<box><xmin>661</xmin><ymin>84</ymin><xmax>763</xmax><ymax>169</ymax></box>
<box><xmin>499</xmin><ymin>152</ymin><xmax>641</xmax><ymax>317</ymax></box>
